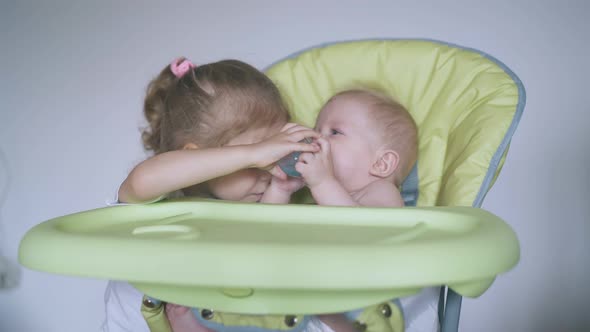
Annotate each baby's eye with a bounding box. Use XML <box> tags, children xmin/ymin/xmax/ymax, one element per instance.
<box><xmin>330</xmin><ymin>129</ymin><xmax>342</xmax><ymax>135</ymax></box>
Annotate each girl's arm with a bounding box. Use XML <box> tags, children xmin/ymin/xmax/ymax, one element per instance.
<box><xmin>119</xmin><ymin>124</ymin><xmax>319</xmax><ymax>203</ymax></box>
<box><xmin>119</xmin><ymin>146</ymin><xmax>256</xmax><ymax>203</ymax></box>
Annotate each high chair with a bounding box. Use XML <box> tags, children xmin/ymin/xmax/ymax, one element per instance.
<box><xmin>19</xmin><ymin>39</ymin><xmax>524</xmax><ymax>332</ymax></box>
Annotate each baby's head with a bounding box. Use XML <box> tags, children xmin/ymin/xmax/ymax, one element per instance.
<box><xmin>316</xmin><ymin>89</ymin><xmax>418</xmax><ymax>188</ymax></box>
<box><xmin>142</xmin><ymin>58</ymin><xmax>289</xmax><ymax>154</ymax></box>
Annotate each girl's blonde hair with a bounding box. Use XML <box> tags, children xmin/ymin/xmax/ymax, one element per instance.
<box><xmin>142</xmin><ymin>58</ymin><xmax>289</xmax><ymax>154</ymax></box>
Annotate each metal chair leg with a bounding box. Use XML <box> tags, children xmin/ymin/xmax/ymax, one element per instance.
<box><xmin>441</xmin><ymin>288</ymin><xmax>462</xmax><ymax>332</ymax></box>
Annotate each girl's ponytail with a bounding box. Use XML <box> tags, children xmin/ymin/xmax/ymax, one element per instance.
<box><xmin>141</xmin><ymin>58</ymin><xmax>193</xmax><ymax>154</ymax></box>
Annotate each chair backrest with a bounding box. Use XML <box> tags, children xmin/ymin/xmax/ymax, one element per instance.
<box><xmin>265</xmin><ymin>39</ymin><xmax>525</xmax><ymax>207</ymax></box>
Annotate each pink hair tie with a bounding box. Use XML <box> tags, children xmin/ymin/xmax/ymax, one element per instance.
<box><xmin>170</xmin><ymin>58</ymin><xmax>196</xmax><ymax>78</ymax></box>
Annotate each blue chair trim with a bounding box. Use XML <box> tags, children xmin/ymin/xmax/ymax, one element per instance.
<box><xmin>265</xmin><ymin>38</ymin><xmax>525</xmax><ymax>332</ymax></box>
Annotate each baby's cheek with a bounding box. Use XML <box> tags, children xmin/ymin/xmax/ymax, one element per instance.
<box><xmin>328</xmin><ymin>147</ymin><xmax>345</xmax><ymax>167</ymax></box>
<box><xmin>334</xmin><ymin>154</ymin><xmax>359</xmax><ymax>178</ymax></box>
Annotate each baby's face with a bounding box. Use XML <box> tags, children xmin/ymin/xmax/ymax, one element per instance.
<box><xmin>315</xmin><ymin>96</ymin><xmax>382</xmax><ymax>192</ymax></box>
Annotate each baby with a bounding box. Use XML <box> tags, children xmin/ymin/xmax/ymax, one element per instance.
<box><xmin>295</xmin><ymin>89</ymin><xmax>427</xmax><ymax>332</ymax></box>
<box><xmin>297</xmin><ymin>89</ymin><xmax>418</xmax><ymax>208</ymax></box>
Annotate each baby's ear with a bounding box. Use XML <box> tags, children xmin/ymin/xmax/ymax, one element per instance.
<box><xmin>182</xmin><ymin>143</ymin><xmax>199</xmax><ymax>150</ymax></box>
<box><xmin>369</xmin><ymin>149</ymin><xmax>399</xmax><ymax>179</ymax></box>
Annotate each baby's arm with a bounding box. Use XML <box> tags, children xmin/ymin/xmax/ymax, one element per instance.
<box><xmin>303</xmin><ymin>165</ymin><xmax>403</xmax><ymax>208</ymax></box>
<box><xmin>119</xmin><ymin>124</ymin><xmax>319</xmax><ymax>203</ymax></box>
<box><xmin>296</xmin><ymin>138</ymin><xmax>359</xmax><ymax>206</ymax></box>
<box><xmin>356</xmin><ymin>180</ymin><xmax>404</xmax><ymax>208</ymax></box>
<box><xmin>305</xmin><ymin>177</ymin><xmax>359</xmax><ymax>206</ymax></box>
<box><xmin>297</xmin><ymin>138</ymin><xmax>404</xmax><ymax>208</ymax></box>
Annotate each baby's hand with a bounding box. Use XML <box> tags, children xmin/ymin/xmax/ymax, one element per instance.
<box><xmin>269</xmin><ymin>167</ymin><xmax>305</xmax><ymax>193</ymax></box>
<box><xmin>250</xmin><ymin>123</ymin><xmax>320</xmax><ymax>170</ymax></box>
<box><xmin>296</xmin><ymin>137</ymin><xmax>335</xmax><ymax>188</ymax></box>
<box><xmin>259</xmin><ymin>167</ymin><xmax>305</xmax><ymax>204</ymax></box>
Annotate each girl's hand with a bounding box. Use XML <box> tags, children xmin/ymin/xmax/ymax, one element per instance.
<box><xmin>296</xmin><ymin>137</ymin><xmax>336</xmax><ymax>188</ymax></box>
<box><xmin>250</xmin><ymin>123</ymin><xmax>320</xmax><ymax>170</ymax></box>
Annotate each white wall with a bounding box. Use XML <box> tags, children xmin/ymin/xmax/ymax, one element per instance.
<box><xmin>1</xmin><ymin>1</ymin><xmax>588</xmax><ymax>331</ymax></box>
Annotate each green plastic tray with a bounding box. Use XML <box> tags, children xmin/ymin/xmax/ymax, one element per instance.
<box><xmin>19</xmin><ymin>199</ymin><xmax>519</xmax><ymax>314</ymax></box>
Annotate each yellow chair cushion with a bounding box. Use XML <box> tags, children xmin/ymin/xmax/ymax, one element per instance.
<box><xmin>266</xmin><ymin>40</ymin><xmax>523</xmax><ymax>207</ymax></box>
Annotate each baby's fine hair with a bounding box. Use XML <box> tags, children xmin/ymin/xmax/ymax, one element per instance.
<box><xmin>142</xmin><ymin>58</ymin><xmax>289</xmax><ymax>154</ymax></box>
<box><xmin>330</xmin><ymin>89</ymin><xmax>418</xmax><ymax>186</ymax></box>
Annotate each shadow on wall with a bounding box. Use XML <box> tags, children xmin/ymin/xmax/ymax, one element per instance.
<box><xmin>0</xmin><ymin>146</ymin><xmax>20</xmax><ymax>289</ymax></box>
